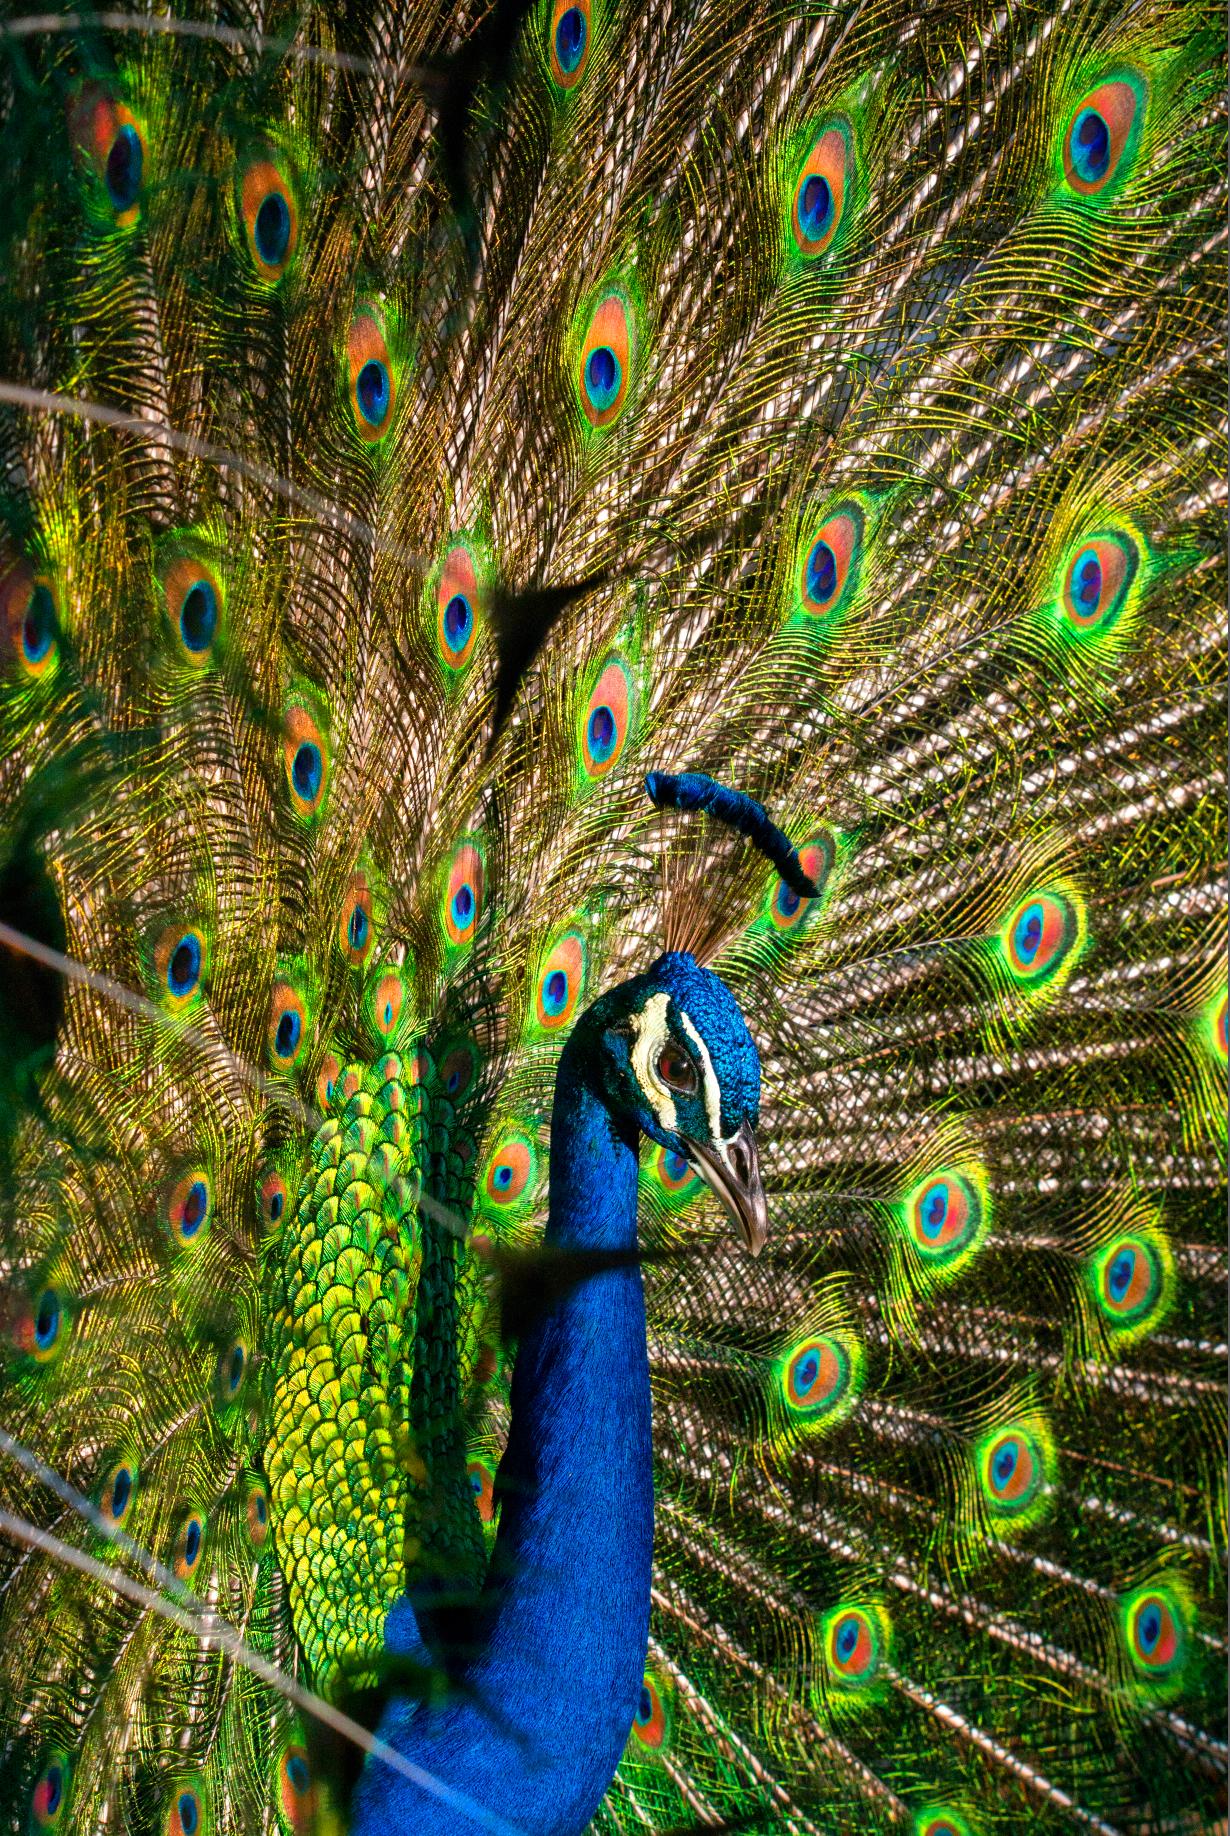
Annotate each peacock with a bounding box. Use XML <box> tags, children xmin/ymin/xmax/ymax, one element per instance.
<box><xmin>0</xmin><ymin>0</ymin><xmax>1223</xmax><ymax>1831</ymax></box>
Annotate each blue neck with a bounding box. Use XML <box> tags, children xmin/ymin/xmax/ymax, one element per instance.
<box><xmin>353</xmin><ymin>1032</ymin><xmax>653</xmax><ymax>1836</ymax></box>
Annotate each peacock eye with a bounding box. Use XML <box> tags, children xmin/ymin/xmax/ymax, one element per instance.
<box><xmin>656</xmin><ymin>1045</ymin><xmax>697</xmax><ymax>1094</ymax></box>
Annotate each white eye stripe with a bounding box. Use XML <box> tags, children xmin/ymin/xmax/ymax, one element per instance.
<box><xmin>678</xmin><ymin>1010</ymin><xmax>721</xmax><ymax>1143</ymax></box>
<box><xmin>629</xmin><ymin>992</ymin><xmax>676</xmax><ymax>1133</ymax></box>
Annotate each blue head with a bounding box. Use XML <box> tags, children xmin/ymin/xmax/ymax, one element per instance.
<box><xmin>577</xmin><ymin>951</ymin><xmax>767</xmax><ymax>1253</ymax></box>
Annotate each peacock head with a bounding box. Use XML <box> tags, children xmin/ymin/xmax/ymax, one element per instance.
<box><xmin>585</xmin><ymin>950</ymin><xmax>767</xmax><ymax>1255</ymax></box>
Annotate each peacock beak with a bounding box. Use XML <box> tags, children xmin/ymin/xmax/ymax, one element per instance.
<box><xmin>684</xmin><ymin>1119</ymin><xmax>767</xmax><ymax>1257</ymax></box>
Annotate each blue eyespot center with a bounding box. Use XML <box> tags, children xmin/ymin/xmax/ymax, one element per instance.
<box><xmin>180</xmin><ymin>580</ymin><xmax>217</xmax><ymax>653</ymax></box>
<box><xmin>269</xmin><ymin>1191</ymin><xmax>284</xmax><ymax>1222</ymax></box>
<box><xmin>444</xmin><ymin>593</ymin><xmax>472</xmax><ymax>648</ymax></box>
<box><xmin>1109</xmin><ymin>1249</ymin><xmax>1135</xmax><ymax>1299</ymax></box>
<box><xmin>42</xmin><ymin>1765</ymin><xmax>63</xmax><ymax>1814</ymax></box>
<box><xmin>168</xmin><ymin>934</ymin><xmax>201</xmax><ymax>997</ymax></box>
<box><xmin>1072</xmin><ymin>107</ymin><xmax>1111</xmax><ymax>182</ymax></box>
<box><xmin>110</xmin><ymin>1467</ymin><xmax>132</xmax><ymax>1518</ymax></box>
<box><xmin>556</xmin><ymin>6</ymin><xmax>587</xmax><ymax>71</ymax></box>
<box><xmin>254</xmin><ymin>1491</ymin><xmax>268</xmax><ymax>1522</ymax></box>
<box><xmin>836</xmin><ymin>1617</ymin><xmax>858</xmax><ymax>1659</ymax></box>
<box><xmin>183</xmin><ymin>1519</ymin><xmax>201</xmax><ymax>1566</ymax></box>
<box><xmin>275</xmin><ymin>1010</ymin><xmax>301</xmax><ymax>1058</ymax></box>
<box><xmin>585</xmin><ymin>345</ymin><xmax>620</xmax><ymax>412</ymax></box>
<box><xmin>357</xmin><ymin>358</ymin><xmax>391</xmax><ymax>427</ymax></box>
<box><xmin>637</xmin><ymin>1684</ymin><xmax>652</xmax><ymax>1723</ymax></box>
<box><xmin>795</xmin><ymin>1351</ymin><xmax>819</xmax><ymax>1395</ymax></box>
<box><xmin>178</xmin><ymin>1790</ymin><xmax>199</xmax><ymax>1834</ymax></box>
<box><xmin>453</xmin><ymin>883</ymin><xmax>474</xmax><ymax>922</ymax></box>
<box><xmin>1014</xmin><ymin>902</ymin><xmax>1044</xmax><ymax>963</ymax></box>
<box><xmin>798</xmin><ymin>173</ymin><xmax>833</xmax><ymax>241</ymax></box>
<box><xmin>228</xmin><ymin>1344</ymin><xmax>245</xmax><ymax>1390</ymax></box>
<box><xmin>663</xmin><ymin>1150</ymin><xmax>689</xmax><ymax>1181</ymax></box>
<box><xmin>1139</xmin><ymin>1606</ymin><xmax>1161</xmax><ymax>1653</ymax></box>
<box><xmin>348</xmin><ymin>905</ymin><xmax>369</xmax><ymax>949</ymax></box>
<box><xmin>181</xmin><ymin>1181</ymin><xmax>208</xmax><ymax>1237</ymax></box>
<box><xmin>292</xmin><ymin>742</ymin><xmax>322</xmax><ymax>803</ymax></box>
<box><xmin>993</xmin><ymin>1443</ymin><xmax>1018</xmax><ymax>1487</ymax></box>
<box><xmin>106</xmin><ymin>123</ymin><xmax>142</xmax><ymax>210</ymax></box>
<box><xmin>34</xmin><ymin>1289</ymin><xmax>59</xmax><ymax>1348</ymax></box>
<box><xmin>544</xmin><ymin>969</ymin><xmax>568</xmax><ymax>1013</ymax></box>
<box><xmin>776</xmin><ymin>884</ymin><xmax>801</xmax><ymax>919</ymax></box>
<box><xmin>22</xmin><ymin>584</ymin><xmax>54</xmax><ymax>662</ymax></box>
<box><xmin>286</xmin><ymin>1753</ymin><xmax>310</xmax><ymax>1794</ymax></box>
<box><xmin>806</xmin><ymin>539</ymin><xmax>838</xmax><ymax>606</ymax></box>
<box><xmin>255</xmin><ymin>190</ymin><xmax>291</xmax><ymax>265</ymax></box>
<box><xmin>587</xmin><ymin>703</ymin><xmax>617</xmax><ymax>760</ymax></box>
<box><xmin>494</xmin><ymin>1164</ymin><xmax>513</xmax><ymax>1189</ymax></box>
<box><xmin>921</xmin><ymin>1183</ymin><xmax>948</xmax><ymax>1238</ymax></box>
<box><xmin>1073</xmin><ymin>549</ymin><xmax>1102</xmax><ymax>610</ymax></box>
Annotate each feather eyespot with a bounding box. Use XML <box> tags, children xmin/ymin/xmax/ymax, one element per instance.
<box><xmin>799</xmin><ymin>505</ymin><xmax>862</xmax><ymax>622</ymax></box>
<box><xmin>17</xmin><ymin>1285</ymin><xmax>65</xmax><ymax>1363</ymax></box>
<box><xmin>366</xmin><ymin>968</ymin><xmax>409</xmax><ymax>1043</ymax></box>
<box><xmin>160</xmin><ymin>556</ymin><xmax>221</xmax><ymax>663</ymax></box>
<box><xmin>348</xmin><ymin>310</ymin><xmax>397</xmax><ymax>440</ymax></box>
<box><xmin>1123</xmin><ymin>1587</ymin><xmax>1184</xmax><ymax>1676</ymax></box>
<box><xmin>768</xmin><ymin>831</ymin><xmax>836</xmax><ymax>932</ymax></box>
<box><xmin>277</xmin><ymin>1744</ymin><xmax>316</xmax><ymax>1831</ymax></box>
<box><xmin>1060</xmin><ymin>532</ymin><xmax>1137</xmax><ymax>633</ymax></box>
<box><xmin>824</xmin><ymin>1606</ymin><xmax>882</xmax><ymax>1685</ymax></box>
<box><xmin>550</xmin><ymin>0</ymin><xmax>591</xmax><ymax>86</ymax></box>
<box><xmin>445</xmin><ymin>841</ymin><xmax>485</xmax><ymax>947</ymax></box>
<box><xmin>240</xmin><ymin>157</ymin><xmax>298</xmax><ymax>279</ymax></box>
<box><xmin>652</xmin><ymin>1144</ymin><xmax>701</xmax><ymax>1198</ymax></box>
<box><xmin>339</xmin><ymin>874</ymin><xmax>375</xmax><ymax>965</ymax></box>
<box><xmin>791</xmin><ymin>124</ymin><xmax>852</xmax><ymax>257</ymax></box>
<box><xmin>630</xmin><ymin>1674</ymin><xmax>670</xmax><ymax>1751</ymax></box>
<box><xmin>902</xmin><ymin>1168</ymin><xmax>985</xmax><ymax>1272</ymax></box>
<box><xmin>783</xmin><ymin>1335</ymin><xmax>850</xmax><ymax>1417</ymax></box>
<box><xmin>483</xmin><ymin>1135</ymin><xmax>536</xmax><ymax>1207</ymax></box>
<box><xmin>167</xmin><ymin>1173</ymin><xmax>212</xmax><ymax>1245</ymax></box>
<box><xmin>577</xmin><ymin>291</ymin><xmax>633</xmax><ymax>429</ymax></box>
<box><xmin>71</xmin><ymin>91</ymin><xmax>145</xmax><ymax>223</ymax></box>
<box><xmin>534</xmin><ymin>931</ymin><xmax>587</xmax><ymax>1030</ymax></box>
<box><xmin>437</xmin><ymin>545</ymin><xmax>481</xmax><ymax>670</ymax></box>
<box><xmin>246</xmin><ymin>1480</ymin><xmax>270</xmax><ymax>1547</ymax></box>
<box><xmin>267</xmin><ymin>983</ymin><xmax>309</xmax><ymax>1070</ymax></box>
<box><xmin>259</xmin><ymin>1172</ymin><xmax>288</xmax><ymax>1228</ymax></box>
<box><xmin>1062</xmin><ymin>78</ymin><xmax>1143</xmax><ymax>197</ymax></box>
<box><xmin>154</xmin><ymin>924</ymin><xmax>207</xmax><ymax>1012</ymax></box>
<box><xmin>171</xmin><ymin>1512</ymin><xmax>206</xmax><ymax>1582</ymax></box>
<box><xmin>282</xmin><ymin>706</ymin><xmax>329</xmax><ymax>819</ymax></box>
<box><xmin>216</xmin><ymin>1337</ymin><xmax>248</xmax><ymax>1405</ymax></box>
<box><xmin>1092</xmin><ymin>1232</ymin><xmax>1168</xmax><ymax>1335</ymax></box>
<box><xmin>580</xmin><ymin>658</ymin><xmax>633</xmax><ymax>777</ymax></box>
<box><xmin>468</xmin><ymin>1459</ymin><xmax>497</xmax><ymax>1522</ymax></box>
<box><xmin>440</xmin><ymin>1041</ymin><xmax>479</xmax><ymax>1098</ymax></box>
<box><xmin>99</xmin><ymin>1460</ymin><xmax>136</xmax><ymax>1527</ymax></box>
<box><xmin>30</xmin><ymin>1755</ymin><xmax>70</xmax><ymax>1831</ymax></box>
<box><xmin>916</xmin><ymin>1813</ymin><xmax>972</xmax><ymax>1836</ymax></box>
<box><xmin>979</xmin><ymin>1427</ymin><xmax>1043</xmax><ymax>1516</ymax></box>
<box><xmin>2</xmin><ymin>564</ymin><xmax>59</xmax><ymax>680</ymax></box>
<box><xmin>1001</xmin><ymin>889</ymin><xmax>1083</xmax><ymax>988</ymax></box>
<box><xmin>315</xmin><ymin>1051</ymin><xmax>341</xmax><ymax>1110</ymax></box>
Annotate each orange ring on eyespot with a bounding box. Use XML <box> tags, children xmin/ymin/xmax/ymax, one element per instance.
<box><xmin>259</xmin><ymin>1171</ymin><xmax>289</xmax><ymax>1228</ymax></box>
<box><xmin>445</xmin><ymin>842</ymin><xmax>485</xmax><ymax>946</ymax></box>
<box><xmin>1061</xmin><ymin>533</ymin><xmax>1135</xmax><ymax>630</ymax></box>
<box><xmin>245</xmin><ymin>1479</ymin><xmax>271</xmax><ymax>1547</ymax></box>
<box><xmin>800</xmin><ymin>507</ymin><xmax>861</xmax><ymax>619</ymax></box>
<box><xmin>792</xmin><ymin>124</ymin><xmax>851</xmax><ymax>257</ymax></box>
<box><xmin>338</xmin><ymin>873</ymin><xmax>375</xmax><ymax>965</ymax></box>
<box><xmin>437</xmin><ymin>545</ymin><xmax>480</xmax><ymax>670</ymax></box>
<box><xmin>0</xmin><ymin>562</ymin><xmax>59</xmax><ymax>680</ymax></box>
<box><xmin>784</xmin><ymin>1336</ymin><xmax>848</xmax><ymax>1414</ymax></box>
<box><xmin>578</xmin><ymin>292</ymin><xmax>632</xmax><ymax>429</ymax></box>
<box><xmin>153</xmin><ymin>924</ymin><xmax>207</xmax><ymax>1012</ymax></box>
<box><xmin>467</xmin><ymin>1459</ymin><xmax>497</xmax><ymax>1522</ymax></box>
<box><xmin>282</xmin><ymin>706</ymin><xmax>329</xmax><ymax>819</ymax></box>
<box><xmin>348</xmin><ymin>309</ymin><xmax>397</xmax><ymax>441</ymax></box>
<box><xmin>1004</xmin><ymin>892</ymin><xmax>1076</xmax><ymax>982</ymax></box>
<box><xmin>99</xmin><ymin>1459</ymin><xmax>136</xmax><ymax>1527</ymax></box>
<box><xmin>277</xmin><ymin>1743</ymin><xmax>316</xmax><ymax>1831</ymax></box>
<box><xmin>827</xmin><ymin>1607</ymin><xmax>877</xmax><ymax>1680</ymax></box>
<box><xmin>1063</xmin><ymin>79</ymin><xmax>1142</xmax><ymax>197</ymax></box>
<box><xmin>909</xmin><ymin>1174</ymin><xmax>977</xmax><ymax>1260</ymax></box>
<box><xmin>167</xmin><ymin>1172</ymin><xmax>212</xmax><ymax>1245</ymax></box>
<box><xmin>535</xmin><ymin>931</ymin><xmax>587</xmax><ymax>1030</ymax></box>
<box><xmin>240</xmin><ymin>157</ymin><xmax>298</xmax><ymax>279</ymax></box>
<box><xmin>160</xmin><ymin>555</ymin><xmax>222</xmax><ymax>663</ymax></box>
<box><xmin>581</xmin><ymin>658</ymin><xmax>633</xmax><ymax>777</ymax></box>
<box><xmin>370</xmin><ymin>970</ymin><xmax>406</xmax><ymax>1041</ymax></box>
<box><xmin>268</xmin><ymin>983</ymin><xmax>309</xmax><ymax>1069</ymax></box>
<box><xmin>315</xmin><ymin>1051</ymin><xmax>341</xmax><ymax>1110</ymax></box>
<box><xmin>631</xmin><ymin>1675</ymin><xmax>667</xmax><ymax>1749</ymax></box>
<box><xmin>70</xmin><ymin>91</ymin><xmax>146</xmax><ymax>224</ymax></box>
<box><xmin>982</xmin><ymin>1430</ymin><xmax>1039</xmax><ymax>1510</ymax></box>
<box><xmin>171</xmin><ymin>1511</ymin><xmax>206</xmax><ymax>1582</ymax></box>
<box><xmin>549</xmin><ymin>0</ymin><xmax>592</xmax><ymax>87</ymax></box>
<box><xmin>484</xmin><ymin>1137</ymin><xmax>534</xmax><ymax>1205</ymax></box>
